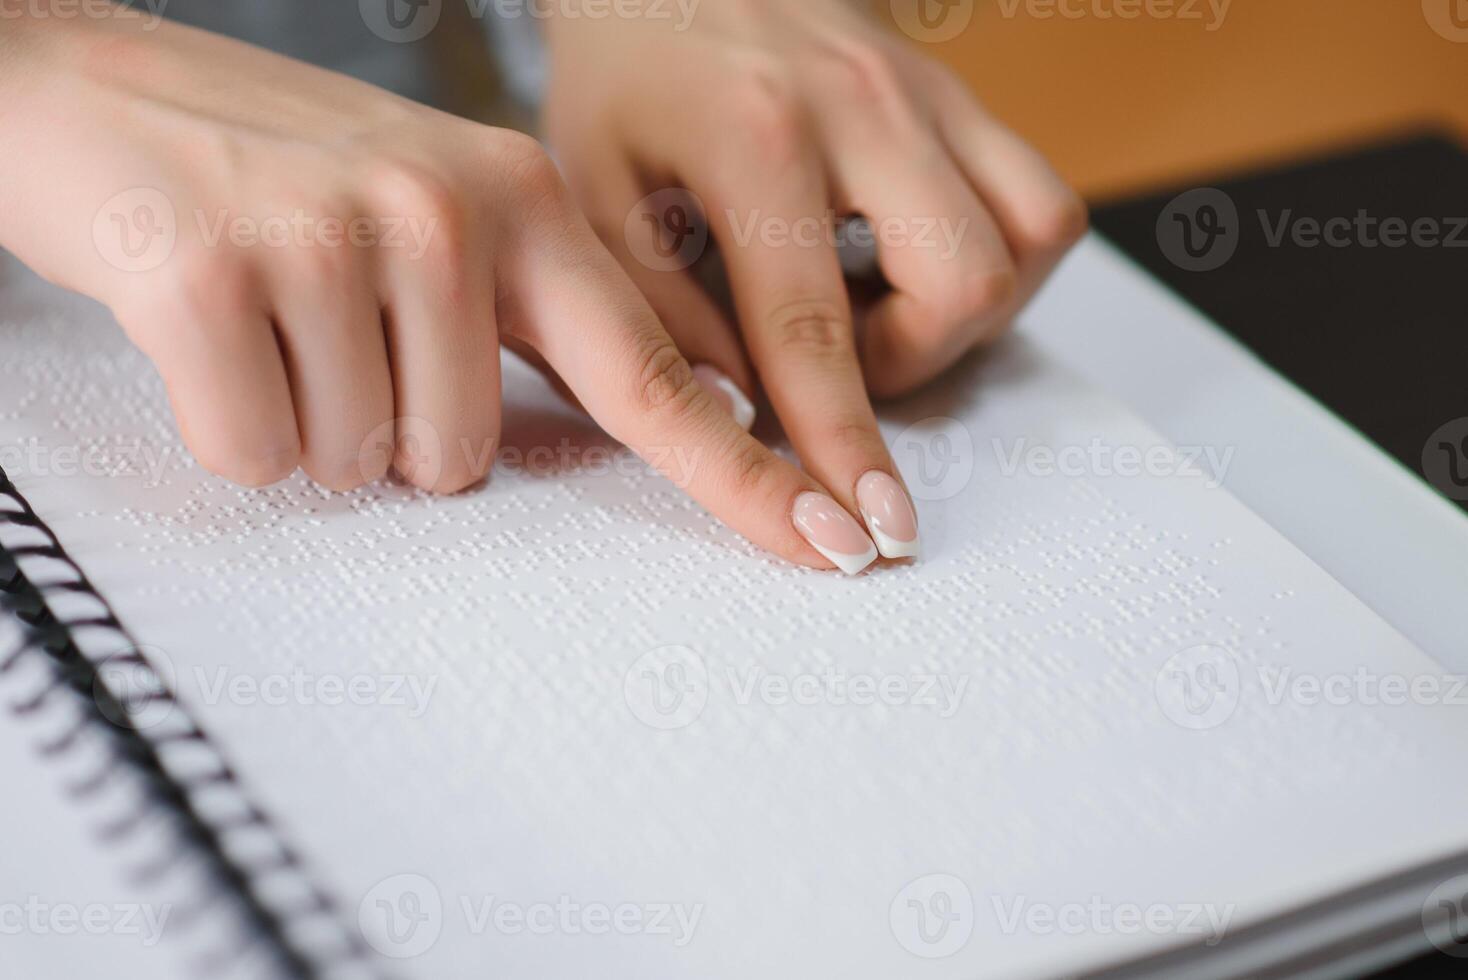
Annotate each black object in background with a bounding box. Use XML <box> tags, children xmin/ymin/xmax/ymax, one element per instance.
<box><xmin>1092</xmin><ymin>133</ymin><xmax>1468</xmax><ymax>516</ymax></box>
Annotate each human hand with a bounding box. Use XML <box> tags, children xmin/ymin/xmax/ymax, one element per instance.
<box><xmin>543</xmin><ymin>0</ymin><xmax>1088</xmax><ymax>558</ymax></box>
<box><xmin>0</xmin><ymin>11</ymin><xmax>884</xmax><ymax>574</ymax></box>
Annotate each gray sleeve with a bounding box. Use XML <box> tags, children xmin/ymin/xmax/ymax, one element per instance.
<box><xmin>148</xmin><ymin>0</ymin><xmax>545</xmax><ymax>117</ymax></box>
<box><xmin>150</xmin><ymin>0</ymin><xmax>439</xmax><ymax>105</ymax></box>
<box><xmin>478</xmin><ymin>3</ymin><xmax>549</xmax><ymax>111</ymax></box>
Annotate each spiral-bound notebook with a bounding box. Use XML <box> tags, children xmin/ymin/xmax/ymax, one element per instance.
<box><xmin>2</xmin><ymin>244</ymin><xmax>1468</xmax><ymax>980</ymax></box>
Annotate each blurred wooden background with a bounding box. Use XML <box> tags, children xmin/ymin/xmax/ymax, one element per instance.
<box><xmin>887</xmin><ymin>0</ymin><xmax>1468</xmax><ymax>201</ymax></box>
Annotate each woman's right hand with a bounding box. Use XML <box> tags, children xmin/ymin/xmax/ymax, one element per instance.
<box><xmin>0</xmin><ymin>10</ymin><xmax>884</xmax><ymax>573</ymax></box>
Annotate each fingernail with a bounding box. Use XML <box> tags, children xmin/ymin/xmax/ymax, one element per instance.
<box><xmin>856</xmin><ymin>470</ymin><xmax>921</xmax><ymax>559</ymax></box>
<box><xmin>792</xmin><ymin>491</ymin><xmax>878</xmax><ymax>576</ymax></box>
<box><xmin>693</xmin><ymin>364</ymin><xmax>756</xmax><ymax>431</ymax></box>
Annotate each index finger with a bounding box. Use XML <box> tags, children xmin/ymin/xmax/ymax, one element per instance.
<box><xmin>698</xmin><ymin>143</ymin><xmax>921</xmax><ymax>562</ymax></box>
<box><xmin>502</xmin><ymin>185</ymin><xmax>880</xmax><ymax>575</ymax></box>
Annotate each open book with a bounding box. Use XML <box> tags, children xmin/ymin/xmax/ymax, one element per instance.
<box><xmin>2</xmin><ymin>241</ymin><xmax>1466</xmax><ymax>980</ymax></box>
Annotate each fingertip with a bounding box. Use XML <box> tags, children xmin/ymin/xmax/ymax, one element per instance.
<box><xmin>199</xmin><ymin>444</ymin><xmax>300</xmax><ymax>490</ymax></box>
<box><xmin>855</xmin><ymin>470</ymin><xmax>921</xmax><ymax>560</ymax></box>
<box><xmin>791</xmin><ymin>490</ymin><xmax>879</xmax><ymax>576</ymax></box>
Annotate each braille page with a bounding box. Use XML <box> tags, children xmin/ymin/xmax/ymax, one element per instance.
<box><xmin>3</xmin><ymin>254</ymin><xmax>1467</xmax><ymax>980</ymax></box>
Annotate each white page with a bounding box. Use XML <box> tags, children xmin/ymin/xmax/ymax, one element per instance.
<box><xmin>1023</xmin><ymin>236</ymin><xmax>1468</xmax><ymax>671</ymax></box>
<box><xmin>2</xmin><ymin>253</ymin><xmax>1466</xmax><ymax>980</ymax></box>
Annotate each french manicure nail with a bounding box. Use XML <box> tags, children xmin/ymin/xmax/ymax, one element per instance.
<box><xmin>693</xmin><ymin>364</ymin><xmax>756</xmax><ymax>431</ymax></box>
<box><xmin>856</xmin><ymin>471</ymin><xmax>921</xmax><ymax>559</ymax></box>
<box><xmin>793</xmin><ymin>491</ymin><xmax>878</xmax><ymax>575</ymax></box>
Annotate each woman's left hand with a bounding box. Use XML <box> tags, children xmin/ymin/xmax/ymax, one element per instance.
<box><xmin>542</xmin><ymin>0</ymin><xmax>1087</xmax><ymax>553</ymax></box>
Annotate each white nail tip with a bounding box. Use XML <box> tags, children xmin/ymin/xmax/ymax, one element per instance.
<box><xmin>867</xmin><ymin>524</ymin><xmax>921</xmax><ymax>561</ymax></box>
<box><xmin>714</xmin><ymin>377</ymin><xmax>756</xmax><ymax>431</ymax></box>
<box><xmin>808</xmin><ymin>540</ymin><xmax>879</xmax><ymax>576</ymax></box>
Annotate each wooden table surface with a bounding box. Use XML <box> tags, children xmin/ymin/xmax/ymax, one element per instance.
<box><xmin>892</xmin><ymin>0</ymin><xmax>1468</xmax><ymax>201</ymax></box>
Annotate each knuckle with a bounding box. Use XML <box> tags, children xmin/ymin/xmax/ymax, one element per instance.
<box><xmin>765</xmin><ymin>298</ymin><xmax>853</xmax><ymax>357</ymax></box>
<box><xmin>117</xmin><ymin>254</ymin><xmax>255</xmax><ymax>351</ymax></box>
<box><xmin>1022</xmin><ymin>188</ymin><xmax>1090</xmax><ymax>256</ymax></box>
<box><xmin>823</xmin><ymin>42</ymin><xmax>905</xmax><ymax>106</ymax></box>
<box><xmin>370</xmin><ymin>160</ymin><xmax>456</xmax><ymax>220</ymax></box>
<box><xmin>827</xmin><ymin>416</ymin><xmax>886</xmax><ymax>457</ymax></box>
<box><xmin>368</xmin><ymin>160</ymin><xmax>465</xmax><ymax>257</ymax></box>
<box><xmin>495</xmin><ymin>132</ymin><xmax>569</xmax><ymax>212</ymax></box>
<box><xmin>163</xmin><ymin>249</ymin><xmax>255</xmax><ymax>319</ymax></box>
<box><xmin>725</xmin><ymin>62</ymin><xmax>805</xmax><ymax>162</ymax></box>
<box><xmin>632</xmin><ymin>339</ymin><xmax>699</xmax><ymax>415</ymax></box>
<box><xmin>723</xmin><ymin>434</ymin><xmax>781</xmax><ymax>501</ymax></box>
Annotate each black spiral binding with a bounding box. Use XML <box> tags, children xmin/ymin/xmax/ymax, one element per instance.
<box><xmin>0</xmin><ymin>465</ymin><xmax>384</xmax><ymax>980</ymax></box>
